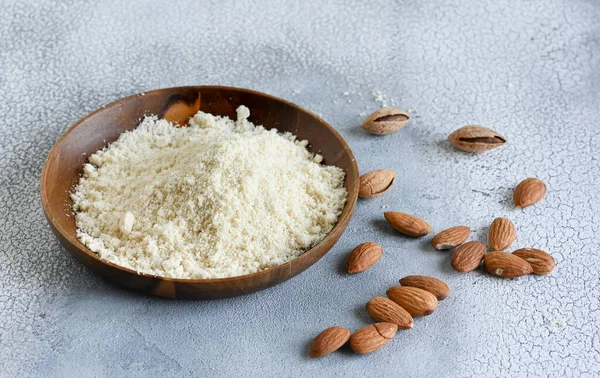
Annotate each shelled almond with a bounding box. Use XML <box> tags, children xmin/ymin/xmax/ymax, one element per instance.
<box><xmin>347</xmin><ymin>242</ymin><xmax>383</xmax><ymax>274</ymax></box>
<box><xmin>399</xmin><ymin>275</ymin><xmax>450</xmax><ymax>301</ymax></box>
<box><xmin>488</xmin><ymin>217</ymin><xmax>517</xmax><ymax>251</ymax></box>
<box><xmin>384</xmin><ymin>212</ymin><xmax>432</xmax><ymax>237</ymax></box>
<box><xmin>431</xmin><ymin>226</ymin><xmax>470</xmax><ymax>250</ymax></box>
<box><xmin>483</xmin><ymin>251</ymin><xmax>533</xmax><ymax>278</ymax></box>
<box><xmin>349</xmin><ymin>323</ymin><xmax>398</xmax><ymax>354</ymax></box>
<box><xmin>310</xmin><ymin>326</ymin><xmax>351</xmax><ymax>358</ymax></box>
<box><xmin>386</xmin><ymin>286</ymin><xmax>438</xmax><ymax>316</ymax></box>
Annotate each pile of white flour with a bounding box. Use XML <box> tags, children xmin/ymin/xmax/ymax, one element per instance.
<box><xmin>71</xmin><ymin>106</ymin><xmax>347</xmax><ymax>279</ymax></box>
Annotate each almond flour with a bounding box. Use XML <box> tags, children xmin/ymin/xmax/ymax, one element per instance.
<box><xmin>71</xmin><ymin>106</ymin><xmax>347</xmax><ymax>279</ymax></box>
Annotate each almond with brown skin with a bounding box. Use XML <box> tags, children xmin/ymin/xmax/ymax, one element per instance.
<box><xmin>431</xmin><ymin>226</ymin><xmax>470</xmax><ymax>250</ymax></box>
<box><xmin>366</xmin><ymin>296</ymin><xmax>414</xmax><ymax>329</ymax></box>
<box><xmin>347</xmin><ymin>242</ymin><xmax>383</xmax><ymax>274</ymax></box>
<box><xmin>349</xmin><ymin>323</ymin><xmax>398</xmax><ymax>354</ymax></box>
<box><xmin>359</xmin><ymin>169</ymin><xmax>396</xmax><ymax>198</ymax></box>
<box><xmin>484</xmin><ymin>251</ymin><xmax>533</xmax><ymax>278</ymax></box>
<box><xmin>384</xmin><ymin>212</ymin><xmax>432</xmax><ymax>237</ymax></box>
<box><xmin>399</xmin><ymin>275</ymin><xmax>450</xmax><ymax>300</ymax></box>
<box><xmin>310</xmin><ymin>326</ymin><xmax>351</xmax><ymax>358</ymax></box>
<box><xmin>361</xmin><ymin>108</ymin><xmax>410</xmax><ymax>135</ymax></box>
<box><xmin>448</xmin><ymin>125</ymin><xmax>506</xmax><ymax>152</ymax></box>
<box><xmin>386</xmin><ymin>286</ymin><xmax>438</xmax><ymax>316</ymax></box>
<box><xmin>488</xmin><ymin>217</ymin><xmax>517</xmax><ymax>251</ymax></box>
<box><xmin>451</xmin><ymin>241</ymin><xmax>487</xmax><ymax>272</ymax></box>
<box><xmin>512</xmin><ymin>248</ymin><xmax>555</xmax><ymax>275</ymax></box>
<box><xmin>514</xmin><ymin>178</ymin><xmax>547</xmax><ymax>208</ymax></box>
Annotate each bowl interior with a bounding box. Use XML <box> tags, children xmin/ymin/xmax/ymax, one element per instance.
<box><xmin>40</xmin><ymin>86</ymin><xmax>358</xmax><ymax>298</ymax></box>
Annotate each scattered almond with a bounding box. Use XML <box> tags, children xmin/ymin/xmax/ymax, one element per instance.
<box><xmin>384</xmin><ymin>212</ymin><xmax>432</xmax><ymax>237</ymax></box>
<box><xmin>431</xmin><ymin>226</ymin><xmax>470</xmax><ymax>250</ymax></box>
<box><xmin>347</xmin><ymin>242</ymin><xmax>383</xmax><ymax>274</ymax></box>
<box><xmin>386</xmin><ymin>286</ymin><xmax>438</xmax><ymax>316</ymax></box>
<box><xmin>349</xmin><ymin>323</ymin><xmax>398</xmax><ymax>354</ymax></box>
<box><xmin>309</xmin><ymin>326</ymin><xmax>351</xmax><ymax>358</ymax></box>
<box><xmin>448</xmin><ymin>125</ymin><xmax>506</xmax><ymax>152</ymax></box>
<box><xmin>514</xmin><ymin>178</ymin><xmax>547</xmax><ymax>208</ymax></box>
<box><xmin>512</xmin><ymin>248</ymin><xmax>555</xmax><ymax>275</ymax></box>
<box><xmin>359</xmin><ymin>169</ymin><xmax>396</xmax><ymax>198</ymax></box>
<box><xmin>488</xmin><ymin>217</ymin><xmax>517</xmax><ymax>251</ymax></box>
<box><xmin>366</xmin><ymin>296</ymin><xmax>414</xmax><ymax>329</ymax></box>
<box><xmin>451</xmin><ymin>241</ymin><xmax>487</xmax><ymax>272</ymax></box>
<box><xmin>483</xmin><ymin>251</ymin><xmax>533</xmax><ymax>278</ymax></box>
<box><xmin>361</xmin><ymin>108</ymin><xmax>410</xmax><ymax>135</ymax></box>
<box><xmin>399</xmin><ymin>275</ymin><xmax>450</xmax><ymax>300</ymax></box>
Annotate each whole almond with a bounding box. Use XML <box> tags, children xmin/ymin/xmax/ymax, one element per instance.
<box><xmin>399</xmin><ymin>275</ymin><xmax>450</xmax><ymax>300</ymax></box>
<box><xmin>359</xmin><ymin>169</ymin><xmax>396</xmax><ymax>198</ymax></box>
<box><xmin>431</xmin><ymin>226</ymin><xmax>470</xmax><ymax>250</ymax></box>
<box><xmin>448</xmin><ymin>125</ymin><xmax>506</xmax><ymax>152</ymax></box>
<box><xmin>347</xmin><ymin>242</ymin><xmax>383</xmax><ymax>274</ymax></box>
<box><xmin>361</xmin><ymin>108</ymin><xmax>410</xmax><ymax>135</ymax></box>
<box><xmin>488</xmin><ymin>217</ymin><xmax>517</xmax><ymax>251</ymax></box>
<box><xmin>349</xmin><ymin>323</ymin><xmax>398</xmax><ymax>354</ymax></box>
<box><xmin>483</xmin><ymin>251</ymin><xmax>533</xmax><ymax>278</ymax></box>
<box><xmin>386</xmin><ymin>286</ymin><xmax>438</xmax><ymax>316</ymax></box>
<box><xmin>384</xmin><ymin>212</ymin><xmax>432</xmax><ymax>237</ymax></box>
<box><xmin>309</xmin><ymin>326</ymin><xmax>351</xmax><ymax>358</ymax></box>
<box><xmin>366</xmin><ymin>296</ymin><xmax>414</xmax><ymax>329</ymax></box>
<box><xmin>512</xmin><ymin>248</ymin><xmax>555</xmax><ymax>275</ymax></box>
<box><xmin>451</xmin><ymin>241</ymin><xmax>487</xmax><ymax>272</ymax></box>
<box><xmin>514</xmin><ymin>178</ymin><xmax>547</xmax><ymax>208</ymax></box>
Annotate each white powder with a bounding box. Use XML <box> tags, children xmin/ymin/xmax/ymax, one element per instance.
<box><xmin>71</xmin><ymin>106</ymin><xmax>347</xmax><ymax>279</ymax></box>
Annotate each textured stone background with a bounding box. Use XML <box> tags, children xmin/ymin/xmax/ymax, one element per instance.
<box><xmin>1</xmin><ymin>0</ymin><xmax>599</xmax><ymax>376</ymax></box>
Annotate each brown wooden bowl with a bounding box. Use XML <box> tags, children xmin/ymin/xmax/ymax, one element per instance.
<box><xmin>40</xmin><ymin>86</ymin><xmax>358</xmax><ymax>299</ymax></box>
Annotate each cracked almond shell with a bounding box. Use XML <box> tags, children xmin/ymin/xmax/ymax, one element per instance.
<box><xmin>448</xmin><ymin>125</ymin><xmax>506</xmax><ymax>152</ymax></box>
<box><xmin>361</xmin><ymin>108</ymin><xmax>410</xmax><ymax>135</ymax></box>
<box><xmin>359</xmin><ymin>169</ymin><xmax>396</xmax><ymax>198</ymax></box>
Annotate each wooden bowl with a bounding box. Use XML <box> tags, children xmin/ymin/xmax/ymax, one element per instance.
<box><xmin>40</xmin><ymin>86</ymin><xmax>358</xmax><ymax>299</ymax></box>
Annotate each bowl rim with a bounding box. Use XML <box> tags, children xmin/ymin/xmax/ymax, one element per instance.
<box><xmin>40</xmin><ymin>85</ymin><xmax>359</xmax><ymax>284</ymax></box>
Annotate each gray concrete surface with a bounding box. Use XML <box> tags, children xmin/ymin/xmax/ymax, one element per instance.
<box><xmin>1</xmin><ymin>0</ymin><xmax>599</xmax><ymax>376</ymax></box>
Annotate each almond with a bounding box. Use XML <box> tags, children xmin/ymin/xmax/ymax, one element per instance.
<box><xmin>359</xmin><ymin>169</ymin><xmax>396</xmax><ymax>198</ymax></box>
<box><xmin>399</xmin><ymin>275</ymin><xmax>450</xmax><ymax>300</ymax></box>
<box><xmin>451</xmin><ymin>241</ymin><xmax>487</xmax><ymax>272</ymax></box>
<box><xmin>366</xmin><ymin>296</ymin><xmax>414</xmax><ymax>329</ymax></box>
<box><xmin>349</xmin><ymin>323</ymin><xmax>398</xmax><ymax>354</ymax></box>
<box><xmin>384</xmin><ymin>212</ymin><xmax>432</xmax><ymax>237</ymax></box>
<box><xmin>309</xmin><ymin>326</ymin><xmax>351</xmax><ymax>358</ymax></box>
<box><xmin>361</xmin><ymin>108</ymin><xmax>410</xmax><ymax>135</ymax></box>
<box><xmin>431</xmin><ymin>226</ymin><xmax>470</xmax><ymax>250</ymax></box>
<box><xmin>386</xmin><ymin>286</ymin><xmax>438</xmax><ymax>316</ymax></box>
<box><xmin>488</xmin><ymin>217</ymin><xmax>517</xmax><ymax>251</ymax></box>
<box><xmin>448</xmin><ymin>125</ymin><xmax>506</xmax><ymax>152</ymax></box>
<box><xmin>483</xmin><ymin>251</ymin><xmax>533</xmax><ymax>278</ymax></box>
<box><xmin>512</xmin><ymin>248</ymin><xmax>555</xmax><ymax>275</ymax></box>
<box><xmin>514</xmin><ymin>178</ymin><xmax>547</xmax><ymax>208</ymax></box>
<box><xmin>347</xmin><ymin>242</ymin><xmax>383</xmax><ymax>274</ymax></box>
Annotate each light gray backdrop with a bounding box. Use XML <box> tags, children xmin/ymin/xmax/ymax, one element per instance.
<box><xmin>1</xmin><ymin>0</ymin><xmax>599</xmax><ymax>376</ymax></box>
